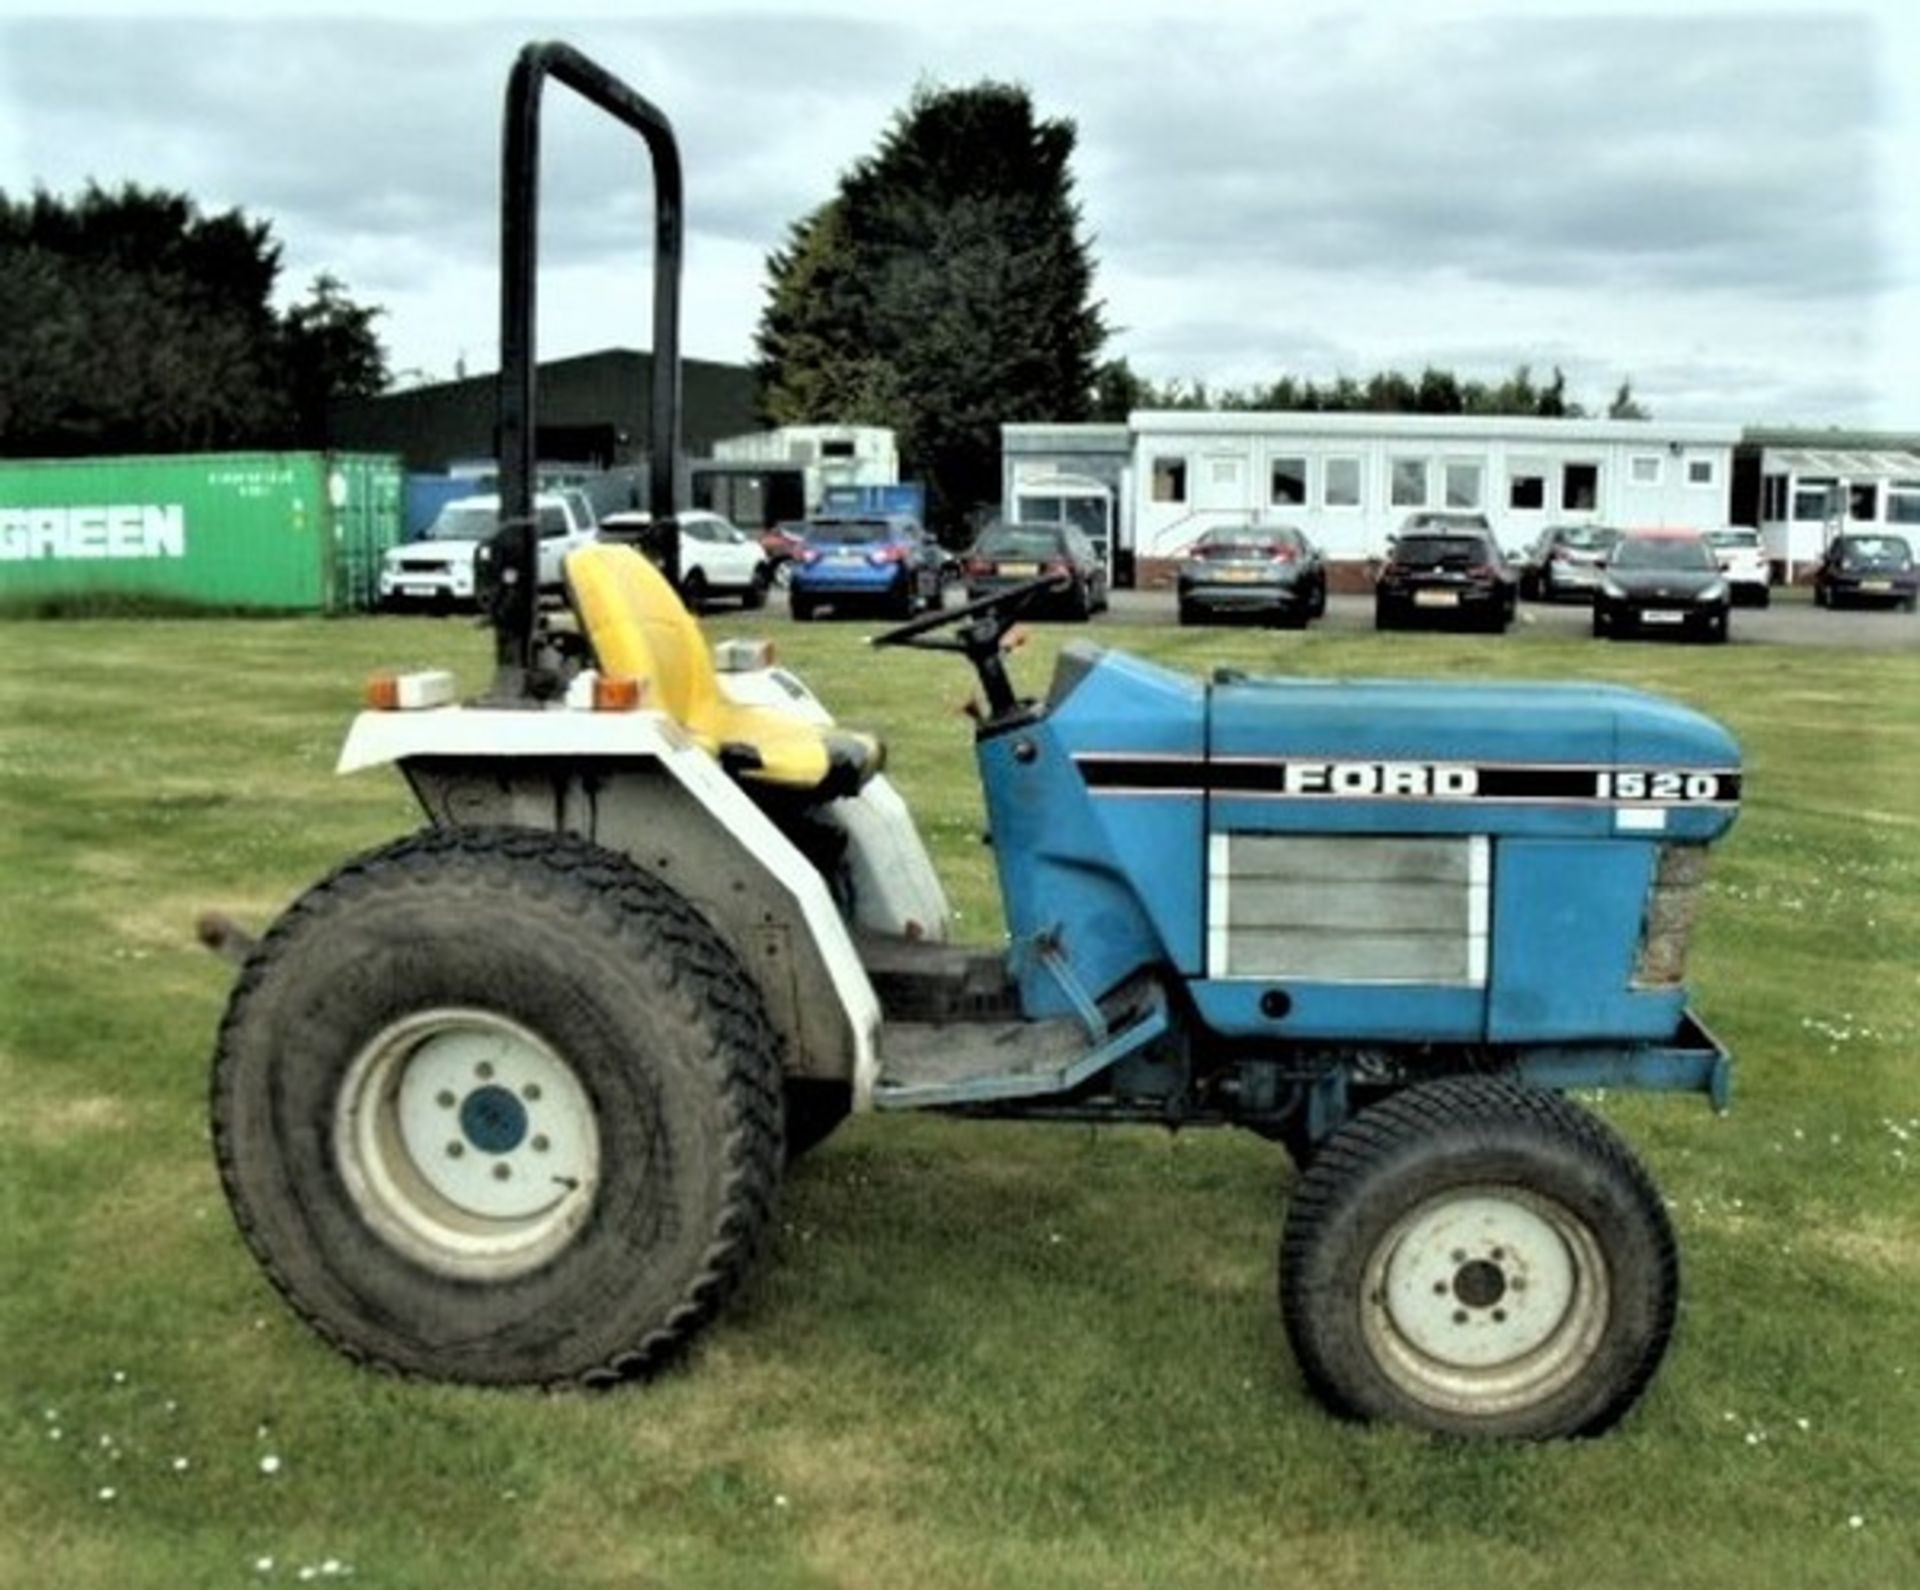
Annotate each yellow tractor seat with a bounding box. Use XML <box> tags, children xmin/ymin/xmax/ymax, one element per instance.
<box><xmin>565</xmin><ymin>543</ymin><xmax>883</xmax><ymax>800</ymax></box>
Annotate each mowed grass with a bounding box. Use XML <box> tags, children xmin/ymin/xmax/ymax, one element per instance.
<box><xmin>1</xmin><ymin>605</ymin><xmax>1916</xmax><ymax>1588</ymax></box>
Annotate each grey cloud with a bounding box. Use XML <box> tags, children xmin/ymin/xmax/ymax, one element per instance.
<box><xmin>1064</xmin><ymin>12</ymin><xmax>1881</xmax><ymax>302</ymax></box>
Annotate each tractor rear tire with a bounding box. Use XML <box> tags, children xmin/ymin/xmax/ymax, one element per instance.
<box><xmin>211</xmin><ymin>826</ymin><xmax>784</xmax><ymax>1387</ymax></box>
<box><xmin>1279</xmin><ymin>1075</ymin><xmax>1677</xmax><ymax>1439</ymax></box>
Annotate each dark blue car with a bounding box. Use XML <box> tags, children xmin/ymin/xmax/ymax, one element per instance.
<box><xmin>788</xmin><ymin>514</ymin><xmax>943</xmax><ymax>621</ymax></box>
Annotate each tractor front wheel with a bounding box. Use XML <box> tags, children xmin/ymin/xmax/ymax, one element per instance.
<box><xmin>1279</xmin><ymin>1076</ymin><xmax>1676</xmax><ymax>1439</ymax></box>
<box><xmin>212</xmin><ymin>826</ymin><xmax>783</xmax><ymax>1387</ymax></box>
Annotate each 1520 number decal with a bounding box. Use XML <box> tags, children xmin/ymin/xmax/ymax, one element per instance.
<box><xmin>1594</xmin><ymin>769</ymin><xmax>1729</xmax><ymax>802</ymax></box>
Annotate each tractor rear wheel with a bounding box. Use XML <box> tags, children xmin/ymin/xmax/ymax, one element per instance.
<box><xmin>1279</xmin><ymin>1076</ymin><xmax>1676</xmax><ymax>1439</ymax></box>
<box><xmin>212</xmin><ymin>826</ymin><xmax>783</xmax><ymax>1387</ymax></box>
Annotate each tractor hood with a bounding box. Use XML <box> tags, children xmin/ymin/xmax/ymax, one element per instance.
<box><xmin>1048</xmin><ymin>646</ymin><xmax>1741</xmax><ymax>845</ymax></box>
<box><xmin>980</xmin><ymin>644</ymin><xmax>1743</xmax><ymax>1036</ymax></box>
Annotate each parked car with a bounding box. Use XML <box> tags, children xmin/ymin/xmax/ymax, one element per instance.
<box><xmin>1812</xmin><ymin>532</ymin><xmax>1917</xmax><ymax>612</ymax></box>
<box><xmin>1592</xmin><ymin>530</ymin><xmax>1730</xmax><ymax>642</ymax></box>
<box><xmin>380</xmin><ymin>490</ymin><xmax>595</xmax><ymax>611</ymax></box>
<box><xmin>788</xmin><ymin>513</ymin><xmax>944</xmax><ymax>621</ymax></box>
<box><xmin>1520</xmin><ymin>523</ymin><xmax>1623</xmax><ymax>602</ymax></box>
<box><xmin>963</xmin><ymin>521</ymin><xmax>1109</xmax><ymax>620</ymax></box>
<box><xmin>760</xmin><ymin>521</ymin><xmax>810</xmax><ymax>586</ymax></box>
<box><xmin>1175</xmin><ymin>523</ymin><xmax>1325</xmax><ymax>627</ymax></box>
<box><xmin>598</xmin><ymin>509</ymin><xmax>771</xmax><ymax>610</ymax></box>
<box><xmin>1702</xmin><ymin>525</ymin><xmax>1772</xmax><ymax>607</ymax></box>
<box><xmin>1374</xmin><ymin>525</ymin><xmax>1517</xmax><ymax>631</ymax></box>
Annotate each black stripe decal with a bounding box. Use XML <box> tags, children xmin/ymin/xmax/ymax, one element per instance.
<box><xmin>1074</xmin><ymin>756</ymin><xmax>1740</xmax><ymax>804</ymax></box>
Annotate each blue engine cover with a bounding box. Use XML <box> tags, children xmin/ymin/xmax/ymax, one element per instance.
<box><xmin>976</xmin><ymin>646</ymin><xmax>1740</xmax><ymax>1046</ymax></box>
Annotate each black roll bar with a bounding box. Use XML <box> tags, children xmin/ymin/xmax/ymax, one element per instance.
<box><xmin>483</xmin><ymin>40</ymin><xmax>684</xmax><ymax>697</ymax></box>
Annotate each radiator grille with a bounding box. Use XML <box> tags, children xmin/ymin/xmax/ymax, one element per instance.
<box><xmin>1207</xmin><ymin>834</ymin><xmax>1488</xmax><ymax>984</ymax></box>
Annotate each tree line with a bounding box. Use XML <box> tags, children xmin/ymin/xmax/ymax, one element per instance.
<box><xmin>1090</xmin><ymin>359</ymin><xmax>1649</xmax><ymax>422</ymax></box>
<box><xmin>0</xmin><ymin>183</ymin><xmax>387</xmax><ymax>458</ymax></box>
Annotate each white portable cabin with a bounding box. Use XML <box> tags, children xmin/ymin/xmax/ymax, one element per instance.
<box><xmin>1000</xmin><ymin>422</ymin><xmax>1133</xmax><ymax>576</ymax></box>
<box><xmin>1125</xmin><ymin>411</ymin><xmax>1741</xmax><ymax>565</ymax></box>
<box><xmin>1749</xmin><ymin>444</ymin><xmax>1920</xmax><ymax>578</ymax></box>
<box><xmin>711</xmin><ymin>425</ymin><xmax>899</xmax><ymax>514</ymax></box>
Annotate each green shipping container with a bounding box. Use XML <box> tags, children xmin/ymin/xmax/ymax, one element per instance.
<box><xmin>0</xmin><ymin>451</ymin><xmax>404</xmax><ymax>614</ymax></box>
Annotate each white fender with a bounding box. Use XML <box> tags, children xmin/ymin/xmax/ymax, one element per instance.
<box><xmin>338</xmin><ymin>701</ymin><xmax>885</xmax><ymax>1108</ymax></box>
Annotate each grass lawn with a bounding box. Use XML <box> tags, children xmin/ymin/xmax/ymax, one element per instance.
<box><xmin>1</xmin><ymin>607</ymin><xmax>1916</xmax><ymax>1588</ymax></box>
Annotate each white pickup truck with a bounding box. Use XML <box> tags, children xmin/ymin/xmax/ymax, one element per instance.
<box><xmin>379</xmin><ymin>490</ymin><xmax>598</xmax><ymax>611</ymax></box>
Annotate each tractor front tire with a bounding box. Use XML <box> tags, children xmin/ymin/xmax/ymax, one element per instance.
<box><xmin>212</xmin><ymin>826</ymin><xmax>783</xmax><ymax>1388</ymax></box>
<box><xmin>1279</xmin><ymin>1076</ymin><xmax>1677</xmax><ymax>1440</ymax></box>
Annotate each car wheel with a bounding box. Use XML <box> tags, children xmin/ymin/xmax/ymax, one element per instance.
<box><xmin>1813</xmin><ymin>584</ymin><xmax>1830</xmax><ymax>609</ymax></box>
<box><xmin>1374</xmin><ymin>598</ymin><xmax>1397</xmax><ymax>632</ymax></box>
<box><xmin>742</xmin><ymin>567</ymin><xmax>770</xmax><ymax>610</ymax></box>
<box><xmin>681</xmin><ymin>568</ymin><xmax>709</xmax><ymax>612</ymax></box>
<box><xmin>1067</xmin><ymin>578</ymin><xmax>1093</xmax><ymax>623</ymax></box>
<box><xmin>888</xmin><ymin>574</ymin><xmax>915</xmax><ymax>620</ymax></box>
<box><xmin>211</xmin><ymin>826</ymin><xmax>783</xmax><ymax>1386</ymax></box>
<box><xmin>1755</xmin><ymin>586</ymin><xmax>1771</xmax><ymax>610</ymax></box>
<box><xmin>1903</xmin><ymin>597</ymin><xmax>1917</xmax><ymax>615</ymax></box>
<box><xmin>1279</xmin><ymin>1076</ymin><xmax>1677</xmax><ymax>1440</ymax></box>
<box><xmin>790</xmin><ymin>593</ymin><xmax>815</xmax><ymax>623</ymax></box>
<box><xmin>1591</xmin><ymin>606</ymin><xmax>1609</xmax><ymax>639</ymax></box>
<box><xmin>1177</xmin><ymin>599</ymin><xmax>1200</xmax><ymax>627</ymax></box>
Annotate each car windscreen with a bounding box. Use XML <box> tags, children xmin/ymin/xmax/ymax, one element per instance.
<box><xmin>1394</xmin><ymin>536</ymin><xmax>1489</xmax><ymax>568</ymax></box>
<box><xmin>427</xmin><ymin>506</ymin><xmax>498</xmax><ymax>540</ymax></box>
<box><xmin>1704</xmin><ymin>529</ymin><xmax>1760</xmax><ymax>549</ymax></box>
<box><xmin>808</xmin><ymin>519</ymin><xmax>890</xmax><ymax>545</ymax></box>
<box><xmin>976</xmin><ymin>526</ymin><xmax>1066</xmax><ymax>558</ymax></box>
<box><xmin>1613</xmin><ymin>537</ymin><xmax>1717</xmax><ymax>571</ymax></box>
<box><xmin>1839</xmin><ymin>536</ymin><xmax>1913</xmax><ymax>570</ymax></box>
<box><xmin>1558</xmin><ymin>525</ymin><xmax>1621</xmax><ymax>552</ymax></box>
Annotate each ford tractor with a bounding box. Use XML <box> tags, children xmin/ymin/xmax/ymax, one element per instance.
<box><xmin>209</xmin><ymin>44</ymin><xmax>1742</xmax><ymax>1440</ymax></box>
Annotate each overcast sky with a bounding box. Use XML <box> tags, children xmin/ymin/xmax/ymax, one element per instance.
<box><xmin>4</xmin><ymin>0</ymin><xmax>1917</xmax><ymax>428</ymax></box>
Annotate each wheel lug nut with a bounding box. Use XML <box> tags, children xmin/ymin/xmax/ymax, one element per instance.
<box><xmin>476</xmin><ymin>1061</ymin><xmax>494</xmax><ymax>1080</ymax></box>
<box><xmin>492</xmin><ymin>1163</ymin><xmax>511</xmax><ymax>1181</ymax></box>
<box><xmin>446</xmin><ymin>1142</ymin><xmax>464</xmax><ymax>1159</ymax></box>
<box><xmin>531</xmin><ymin>1135</ymin><xmax>550</xmax><ymax>1153</ymax></box>
<box><xmin>436</xmin><ymin>1090</ymin><xmax>456</xmax><ymax>1109</ymax></box>
<box><xmin>1452</xmin><ymin>1309</ymin><xmax>1469</xmax><ymax>1326</ymax></box>
<box><xmin>523</xmin><ymin>1084</ymin><xmax>542</xmax><ymax>1102</ymax></box>
<box><xmin>1491</xmin><ymin>1247</ymin><xmax>1506</xmax><ymax>1261</ymax></box>
<box><xmin>1451</xmin><ymin>1249</ymin><xmax>1467</xmax><ymax>1264</ymax></box>
<box><xmin>1432</xmin><ymin>1281</ymin><xmax>1447</xmax><ymax>1296</ymax></box>
<box><xmin>1493</xmin><ymin>1308</ymin><xmax>1508</xmax><ymax>1323</ymax></box>
<box><xmin>1511</xmin><ymin>1277</ymin><xmax>1527</xmax><ymax>1291</ymax></box>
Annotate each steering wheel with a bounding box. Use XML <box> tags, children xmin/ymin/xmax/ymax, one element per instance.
<box><xmin>870</xmin><ymin>572</ymin><xmax>1069</xmax><ymax>720</ymax></box>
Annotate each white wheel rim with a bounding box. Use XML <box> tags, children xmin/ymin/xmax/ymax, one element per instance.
<box><xmin>335</xmin><ymin>1009</ymin><xmax>603</xmax><ymax>1280</ymax></box>
<box><xmin>1361</xmin><ymin>1185</ymin><xmax>1610</xmax><ymax>1419</ymax></box>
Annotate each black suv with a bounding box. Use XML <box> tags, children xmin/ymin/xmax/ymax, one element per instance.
<box><xmin>1375</xmin><ymin>526</ymin><xmax>1517</xmax><ymax>632</ymax></box>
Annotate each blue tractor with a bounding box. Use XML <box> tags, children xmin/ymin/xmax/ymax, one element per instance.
<box><xmin>207</xmin><ymin>44</ymin><xmax>1741</xmax><ymax>1440</ymax></box>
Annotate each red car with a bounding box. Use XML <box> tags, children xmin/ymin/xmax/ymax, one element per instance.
<box><xmin>759</xmin><ymin>521</ymin><xmax>810</xmax><ymax>585</ymax></box>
